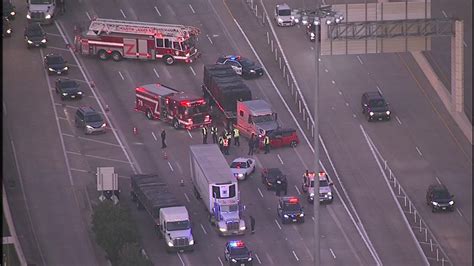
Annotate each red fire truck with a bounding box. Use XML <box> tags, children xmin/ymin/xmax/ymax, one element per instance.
<box><xmin>74</xmin><ymin>18</ymin><xmax>201</xmax><ymax>65</ymax></box>
<box><xmin>135</xmin><ymin>84</ymin><xmax>211</xmax><ymax>130</ymax></box>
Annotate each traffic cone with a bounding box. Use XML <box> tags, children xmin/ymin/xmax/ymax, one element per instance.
<box><xmin>133</xmin><ymin>127</ymin><xmax>138</xmax><ymax>135</ymax></box>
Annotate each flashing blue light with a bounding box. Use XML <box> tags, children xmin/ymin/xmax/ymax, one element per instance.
<box><xmin>229</xmin><ymin>241</ymin><xmax>244</xmax><ymax>248</ymax></box>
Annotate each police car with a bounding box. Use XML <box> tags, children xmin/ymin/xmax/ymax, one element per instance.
<box><xmin>224</xmin><ymin>240</ymin><xmax>253</xmax><ymax>265</ymax></box>
<box><xmin>216</xmin><ymin>55</ymin><xmax>264</xmax><ymax>79</ymax></box>
<box><xmin>277</xmin><ymin>197</ymin><xmax>304</xmax><ymax>224</ymax></box>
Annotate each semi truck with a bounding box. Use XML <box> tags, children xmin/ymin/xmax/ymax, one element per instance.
<box><xmin>130</xmin><ymin>174</ymin><xmax>194</xmax><ymax>252</ymax></box>
<box><xmin>189</xmin><ymin>144</ymin><xmax>246</xmax><ymax>236</ymax></box>
<box><xmin>234</xmin><ymin>99</ymin><xmax>279</xmax><ymax>138</ymax></box>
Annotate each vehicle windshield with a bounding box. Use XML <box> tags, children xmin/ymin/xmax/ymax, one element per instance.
<box><xmin>166</xmin><ymin>220</ymin><xmax>190</xmax><ymax>231</ymax></box>
<box><xmin>278</xmin><ymin>9</ymin><xmax>291</xmax><ymax>16</ymax></box>
<box><xmin>184</xmin><ymin>104</ymin><xmax>208</xmax><ymax>115</ymax></box>
<box><xmin>85</xmin><ymin>114</ymin><xmax>102</xmax><ymax>123</ymax></box>
<box><xmin>230</xmin><ymin>161</ymin><xmax>248</xmax><ymax>168</ymax></box>
<box><xmin>369</xmin><ymin>99</ymin><xmax>386</xmax><ymax>107</ymax></box>
<box><xmin>182</xmin><ymin>36</ymin><xmax>196</xmax><ymax>50</ymax></box>
<box><xmin>433</xmin><ymin>190</ymin><xmax>451</xmax><ymax>200</ymax></box>
<box><xmin>61</xmin><ymin>81</ymin><xmax>78</xmax><ymax>89</ymax></box>
<box><xmin>27</xmin><ymin>27</ymin><xmax>43</xmax><ymax>36</ymax></box>
<box><xmin>309</xmin><ymin>180</ymin><xmax>315</xmax><ymax>188</ymax></box>
<box><xmin>240</xmin><ymin>58</ymin><xmax>255</xmax><ymax>68</ymax></box>
<box><xmin>319</xmin><ymin>180</ymin><xmax>329</xmax><ymax>187</ymax></box>
<box><xmin>283</xmin><ymin>203</ymin><xmax>301</xmax><ymax>212</ymax></box>
<box><xmin>252</xmin><ymin>114</ymin><xmax>274</xmax><ymax>123</ymax></box>
<box><xmin>230</xmin><ymin>247</ymin><xmax>249</xmax><ymax>256</ymax></box>
<box><xmin>30</xmin><ymin>0</ymin><xmax>52</xmax><ymax>4</ymax></box>
<box><xmin>48</xmin><ymin>56</ymin><xmax>64</xmax><ymax>64</ymax></box>
<box><xmin>220</xmin><ymin>204</ymin><xmax>238</xmax><ymax>213</ymax></box>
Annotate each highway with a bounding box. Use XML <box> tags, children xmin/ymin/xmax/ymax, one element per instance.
<box><xmin>3</xmin><ymin>0</ymin><xmax>471</xmax><ymax>266</ymax></box>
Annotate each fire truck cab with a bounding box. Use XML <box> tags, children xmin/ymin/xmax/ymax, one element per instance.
<box><xmin>75</xmin><ymin>18</ymin><xmax>200</xmax><ymax>65</ymax></box>
<box><xmin>135</xmin><ymin>84</ymin><xmax>211</xmax><ymax>130</ymax></box>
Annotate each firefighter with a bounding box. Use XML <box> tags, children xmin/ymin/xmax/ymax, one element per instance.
<box><xmin>263</xmin><ymin>134</ymin><xmax>271</xmax><ymax>154</ymax></box>
<box><xmin>225</xmin><ymin>129</ymin><xmax>232</xmax><ymax>142</ymax></box>
<box><xmin>211</xmin><ymin>125</ymin><xmax>218</xmax><ymax>144</ymax></box>
<box><xmin>233</xmin><ymin>128</ymin><xmax>240</xmax><ymax>146</ymax></box>
<box><xmin>248</xmin><ymin>133</ymin><xmax>255</xmax><ymax>155</ymax></box>
<box><xmin>202</xmin><ymin>126</ymin><xmax>208</xmax><ymax>144</ymax></box>
<box><xmin>223</xmin><ymin>137</ymin><xmax>230</xmax><ymax>155</ymax></box>
<box><xmin>218</xmin><ymin>135</ymin><xmax>224</xmax><ymax>151</ymax></box>
<box><xmin>250</xmin><ymin>215</ymin><xmax>256</xmax><ymax>234</ymax></box>
<box><xmin>161</xmin><ymin>129</ymin><xmax>167</xmax><ymax>148</ymax></box>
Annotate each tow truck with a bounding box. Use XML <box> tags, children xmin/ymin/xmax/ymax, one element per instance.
<box><xmin>302</xmin><ymin>171</ymin><xmax>333</xmax><ymax>204</ymax></box>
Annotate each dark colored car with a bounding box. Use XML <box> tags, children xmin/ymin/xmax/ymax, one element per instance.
<box><xmin>24</xmin><ymin>23</ymin><xmax>47</xmax><ymax>48</ymax></box>
<box><xmin>277</xmin><ymin>196</ymin><xmax>304</xmax><ymax>224</ymax></box>
<box><xmin>224</xmin><ymin>240</ymin><xmax>253</xmax><ymax>265</ymax></box>
<box><xmin>55</xmin><ymin>79</ymin><xmax>83</xmax><ymax>100</ymax></box>
<box><xmin>306</xmin><ymin>23</ymin><xmax>321</xmax><ymax>42</ymax></box>
<box><xmin>216</xmin><ymin>55</ymin><xmax>264</xmax><ymax>79</ymax></box>
<box><xmin>259</xmin><ymin>128</ymin><xmax>299</xmax><ymax>149</ymax></box>
<box><xmin>261</xmin><ymin>168</ymin><xmax>287</xmax><ymax>191</ymax></box>
<box><xmin>2</xmin><ymin>17</ymin><xmax>12</xmax><ymax>37</ymax></box>
<box><xmin>361</xmin><ymin>91</ymin><xmax>391</xmax><ymax>121</ymax></box>
<box><xmin>74</xmin><ymin>106</ymin><xmax>106</xmax><ymax>135</ymax></box>
<box><xmin>3</xmin><ymin>0</ymin><xmax>16</xmax><ymax>20</ymax></box>
<box><xmin>426</xmin><ymin>184</ymin><xmax>455</xmax><ymax>213</ymax></box>
<box><xmin>44</xmin><ymin>54</ymin><xmax>69</xmax><ymax>75</ymax></box>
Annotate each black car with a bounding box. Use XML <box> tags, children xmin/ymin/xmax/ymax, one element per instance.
<box><xmin>426</xmin><ymin>184</ymin><xmax>455</xmax><ymax>213</ymax></box>
<box><xmin>277</xmin><ymin>196</ymin><xmax>304</xmax><ymax>224</ymax></box>
<box><xmin>24</xmin><ymin>23</ymin><xmax>47</xmax><ymax>48</ymax></box>
<box><xmin>261</xmin><ymin>168</ymin><xmax>287</xmax><ymax>190</ymax></box>
<box><xmin>55</xmin><ymin>79</ymin><xmax>83</xmax><ymax>100</ymax></box>
<box><xmin>44</xmin><ymin>54</ymin><xmax>69</xmax><ymax>75</ymax></box>
<box><xmin>74</xmin><ymin>106</ymin><xmax>106</xmax><ymax>134</ymax></box>
<box><xmin>361</xmin><ymin>91</ymin><xmax>391</xmax><ymax>121</ymax></box>
<box><xmin>3</xmin><ymin>0</ymin><xmax>16</xmax><ymax>20</ymax></box>
<box><xmin>224</xmin><ymin>240</ymin><xmax>253</xmax><ymax>265</ymax></box>
<box><xmin>2</xmin><ymin>17</ymin><xmax>12</xmax><ymax>37</ymax></box>
<box><xmin>216</xmin><ymin>55</ymin><xmax>264</xmax><ymax>79</ymax></box>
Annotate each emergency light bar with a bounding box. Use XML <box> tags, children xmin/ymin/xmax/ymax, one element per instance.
<box><xmin>288</xmin><ymin>197</ymin><xmax>299</xmax><ymax>204</ymax></box>
<box><xmin>229</xmin><ymin>240</ymin><xmax>245</xmax><ymax>248</ymax></box>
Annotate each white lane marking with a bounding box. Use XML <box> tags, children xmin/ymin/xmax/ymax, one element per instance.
<box><xmin>357</xmin><ymin>56</ymin><xmax>364</xmax><ymax>64</ymax></box>
<box><xmin>118</xmin><ymin>71</ymin><xmax>125</xmax><ymax>80</ymax></box>
<box><xmin>305</xmin><ymin>246</ymin><xmax>314</xmax><ymax>261</ymax></box>
<box><xmin>61</xmin><ymin>133</ymin><xmax>74</xmax><ymax>138</ymax></box>
<box><xmin>376</xmin><ymin>85</ymin><xmax>382</xmax><ymax>94</ymax></box>
<box><xmin>200</xmin><ymin>224</ymin><xmax>208</xmax><ymax>234</ymax></box>
<box><xmin>312</xmin><ymin>216</ymin><xmax>315</xmax><ymax>222</ymax></box>
<box><xmin>325</xmin><ymin>69</ymin><xmax>328</xmax><ymax>72</ymax></box>
<box><xmin>85</xmin><ymin>11</ymin><xmax>91</xmax><ymax>20</ymax></box>
<box><xmin>276</xmin><ymin>154</ymin><xmax>284</xmax><ymax>164</ymax></box>
<box><xmin>274</xmin><ymin>219</ymin><xmax>282</xmax><ymax>230</ymax></box>
<box><xmin>217</xmin><ymin>257</ymin><xmax>224</xmax><ymax>266</ymax></box>
<box><xmin>151</xmin><ymin>131</ymin><xmax>157</xmax><ymax>141</ymax></box>
<box><xmin>353</xmin><ymin>114</ymin><xmax>357</xmax><ymax>118</ymax></box>
<box><xmin>85</xmin><ymin>154</ymin><xmax>131</xmax><ymax>164</ymax></box>
<box><xmin>292</xmin><ymin>250</ymin><xmax>299</xmax><ymax>261</ymax></box>
<box><xmin>294</xmin><ymin>185</ymin><xmax>301</xmax><ymax>195</ymax></box>
<box><xmin>463</xmin><ymin>41</ymin><xmax>467</xmax><ymax>48</ymax></box>
<box><xmin>70</xmin><ymin>168</ymin><xmax>89</xmax><ymax>173</ymax></box>
<box><xmin>168</xmin><ymin>161</ymin><xmax>174</xmax><ymax>171</ymax></box>
<box><xmin>175</xmin><ymin>161</ymin><xmax>183</xmax><ymax>174</ymax></box>
<box><xmin>345</xmin><ymin>102</ymin><xmax>349</xmax><ymax>107</ymax></box>
<box><xmin>338</xmin><ymin>91</ymin><xmax>342</xmax><ymax>95</ymax></box>
<box><xmin>442</xmin><ymin>10</ymin><xmax>447</xmax><ymax>18</ymax></box>
<box><xmin>395</xmin><ymin>116</ymin><xmax>402</xmax><ymax>125</ymax></box>
<box><xmin>44</xmin><ymin>32</ymin><xmax>62</xmax><ymax>37</ymax></box>
<box><xmin>48</xmin><ymin>46</ymin><xmax>70</xmax><ymax>52</ymax></box>
<box><xmin>257</xmin><ymin>188</ymin><xmax>264</xmax><ymax>198</ymax></box>
<box><xmin>189</xmin><ymin>4</ymin><xmax>196</xmax><ymax>14</ymax></box>
<box><xmin>189</xmin><ymin>66</ymin><xmax>196</xmax><ymax>76</ymax></box>
<box><xmin>184</xmin><ymin>193</ymin><xmax>190</xmax><ymax>203</ymax></box>
<box><xmin>207</xmin><ymin>34</ymin><xmax>214</xmax><ymax>44</ymax></box>
<box><xmin>456</xmin><ymin>208</ymin><xmax>463</xmax><ymax>217</ymax></box>
<box><xmin>331</xmin><ymin>80</ymin><xmax>336</xmax><ymax>84</ymax></box>
<box><xmin>66</xmin><ymin>151</ymin><xmax>82</xmax><ymax>156</ymax></box>
<box><xmin>176</xmin><ymin>252</ymin><xmax>185</xmax><ymax>266</ymax></box>
<box><xmin>120</xmin><ymin>9</ymin><xmax>127</xmax><ymax>18</ymax></box>
<box><xmin>77</xmin><ymin>136</ymin><xmax>122</xmax><ymax>147</ymax></box>
<box><xmin>154</xmin><ymin>6</ymin><xmax>162</xmax><ymax>16</ymax></box>
<box><xmin>435</xmin><ymin>177</ymin><xmax>442</xmax><ymax>184</ymax></box>
<box><xmin>415</xmin><ymin>146</ymin><xmax>423</xmax><ymax>156</ymax></box>
<box><xmin>255</xmin><ymin>253</ymin><xmax>262</xmax><ymax>264</ymax></box>
<box><xmin>187</xmin><ymin>130</ymin><xmax>193</xmax><ymax>138</ymax></box>
<box><xmin>153</xmin><ymin>68</ymin><xmax>160</xmax><ymax>78</ymax></box>
<box><xmin>330</xmin><ymin>248</ymin><xmax>336</xmax><ymax>259</ymax></box>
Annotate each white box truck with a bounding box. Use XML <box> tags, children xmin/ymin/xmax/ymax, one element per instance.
<box><xmin>189</xmin><ymin>144</ymin><xmax>246</xmax><ymax>236</ymax></box>
<box><xmin>130</xmin><ymin>174</ymin><xmax>194</xmax><ymax>252</ymax></box>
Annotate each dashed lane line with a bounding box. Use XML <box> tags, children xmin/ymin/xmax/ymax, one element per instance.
<box><xmin>200</xmin><ymin>224</ymin><xmax>208</xmax><ymax>234</ymax></box>
<box><xmin>257</xmin><ymin>188</ymin><xmax>264</xmax><ymax>198</ymax></box>
<box><xmin>154</xmin><ymin>6</ymin><xmax>162</xmax><ymax>16</ymax></box>
<box><xmin>276</xmin><ymin>154</ymin><xmax>284</xmax><ymax>164</ymax></box>
<box><xmin>292</xmin><ymin>250</ymin><xmax>299</xmax><ymax>261</ymax></box>
<box><xmin>274</xmin><ymin>219</ymin><xmax>282</xmax><ymax>230</ymax></box>
<box><xmin>330</xmin><ymin>248</ymin><xmax>337</xmax><ymax>259</ymax></box>
<box><xmin>120</xmin><ymin>9</ymin><xmax>127</xmax><ymax>18</ymax></box>
<box><xmin>189</xmin><ymin>66</ymin><xmax>196</xmax><ymax>76</ymax></box>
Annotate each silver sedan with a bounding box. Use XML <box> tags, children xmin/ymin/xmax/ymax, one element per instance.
<box><xmin>230</xmin><ymin>157</ymin><xmax>256</xmax><ymax>181</ymax></box>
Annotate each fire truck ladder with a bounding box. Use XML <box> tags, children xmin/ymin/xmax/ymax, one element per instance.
<box><xmin>88</xmin><ymin>18</ymin><xmax>201</xmax><ymax>38</ymax></box>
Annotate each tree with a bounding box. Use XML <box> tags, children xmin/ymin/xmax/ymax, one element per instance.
<box><xmin>91</xmin><ymin>201</ymin><xmax>138</xmax><ymax>263</ymax></box>
<box><xmin>117</xmin><ymin>242</ymin><xmax>153</xmax><ymax>266</ymax></box>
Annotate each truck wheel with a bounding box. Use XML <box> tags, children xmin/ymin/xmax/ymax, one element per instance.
<box><xmin>163</xmin><ymin>55</ymin><xmax>175</xmax><ymax>65</ymax></box>
<box><xmin>146</xmin><ymin>109</ymin><xmax>153</xmax><ymax>120</ymax></box>
<box><xmin>290</xmin><ymin>141</ymin><xmax>297</xmax><ymax>147</ymax></box>
<box><xmin>173</xmin><ymin>120</ymin><xmax>180</xmax><ymax>129</ymax></box>
<box><xmin>112</xmin><ymin>51</ymin><xmax>123</xmax><ymax>61</ymax></box>
<box><xmin>98</xmin><ymin>50</ymin><xmax>109</xmax><ymax>60</ymax></box>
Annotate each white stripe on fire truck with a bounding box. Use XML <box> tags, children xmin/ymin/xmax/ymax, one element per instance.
<box><xmin>87</xmin><ymin>40</ymin><xmax>124</xmax><ymax>47</ymax></box>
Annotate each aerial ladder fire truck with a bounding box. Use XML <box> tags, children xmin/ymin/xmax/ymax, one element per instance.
<box><xmin>74</xmin><ymin>18</ymin><xmax>201</xmax><ymax>65</ymax></box>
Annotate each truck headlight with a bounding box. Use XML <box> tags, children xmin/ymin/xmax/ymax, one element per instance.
<box><xmin>101</xmin><ymin>123</ymin><xmax>106</xmax><ymax>128</ymax></box>
<box><xmin>327</xmin><ymin>192</ymin><xmax>332</xmax><ymax>196</ymax></box>
<box><xmin>449</xmin><ymin>201</ymin><xmax>454</xmax><ymax>205</ymax></box>
<box><xmin>77</xmin><ymin>91</ymin><xmax>83</xmax><ymax>95</ymax></box>
<box><xmin>26</xmin><ymin>14</ymin><xmax>31</xmax><ymax>19</ymax></box>
<box><xmin>294</xmin><ymin>18</ymin><xmax>299</xmax><ymax>23</ymax></box>
<box><xmin>63</xmin><ymin>66</ymin><xmax>68</xmax><ymax>70</ymax></box>
<box><xmin>299</xmin><ymin>213</ymin><xmax>304</xmax><ymax>217</ymax></box>
<box><xmin>283</xmin><ymin>214</ymin><xmax>289</xmax><ymax>218</ymax></box>
<box><xmin>86</xmin><ymin>125</ymin><xmax>93</xmax><ymax>129</ymax></box>
<box><xmin>41</xmin><ymin>39</ymin><xmax>47</xmax><ymax>43</ymax></box>
<box><xmin>231</xmin><ymin>259</ymin><xmax>237</xmax><ymax>263</ymax></box>
<box><xmin>432</xmin><ymin>202</ymin><xmax>439</xmax><ymax>206</ymax></box>
<box><xmin>48</xmin><ymin>68</ymin><xmax>55</xmax><ymax>71</ymax></box>
<box><xmin>250</xmin><ymin>69</ymin><xmax>256</xmax><ymax>73</ymax></box>
<box><xmin>239</xmin><ymin>225</ymin><xmax>246</xmax><ymax>230</ymax></box>
<box><xmin>27</xmin><ymin>40</ymin><xmax>33</xmax><ymax>44</ymax></box>
<box><xmin>10</xmin><ymin>11</ymin><xmax>15</xmax><ymax>16</ymax></box>
<box><xmin>167</xmin><ymin>241</ymin><xmax>174</xmax><ymax>247</ymax></box>
<box><xmin>189</xmin><ymin>239</ymin><xmax>194</xmax><ymax>245</ymax></box>
<box><xmin>6</xmin><ymin>29</ymin><xmax>11</xmax><ymax>34</ymax></box>
<box><xmin>219</xmin><ymin>227</ymin><xmax>227</xmax><ymax>232</ymax></box>
<box><xmin>310</xmin><ymin>32</ymin><xmax>315</xmax><ymax>37</ymax></box>
<box><xmin>238</xmin><ymin>173</ymin><xmax>244</xmax><ymax>178</ymax></box>
<box><xmin>45</xmin><ymin>14</ymin><xmax>51</xmax><ymax>19</ymax></box>
<box><xmin>386</xmin><ymin>111</ymin><xmax>391</xmax><ymax>115</ymax></box>
<box><xmin>62</xmin><ymin>93</ymin><xmax>68</xmax><ymax>96</ymax></box>
<box><xmin>278</xmin><ymin>18</ymin><xmax>283</xmax><ymax>23</ymax></box>
<box><xmin>309</xmin><ymin>193</ymin><xmax>314</xmax><ymax>197</ymax></box>
<box><xmin>248</xmin><ymin>257</ymin><xmax>253</xmax><ymax>261</ymax></box>
<box><xmin>369</xmin><ymin>111</ymin><xmax>374</xmax><ymax>116</ymax></box>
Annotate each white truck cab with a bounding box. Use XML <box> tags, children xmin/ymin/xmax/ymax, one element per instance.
<box><xmin>235</xmin><ymin>100</ymin><xmax>279</xmax><ymax>137</ymax></box>
<box><xmin>159</xmin><ymin>206</ymin><xmax>194</xmax><ymax>252</ymax></box>
<box><xmin>274</xmin><ymin>3</ymin><xmax>295</xmax><ymax>26</ymax></box>
<box><xmin>27</xmin><ymin>0</ymin><xmax>56</xmax><ymax>25</ymax></box>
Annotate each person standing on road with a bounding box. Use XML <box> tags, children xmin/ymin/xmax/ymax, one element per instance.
<box><xmin>223</xmin><ymin>137</ymin><xmax>230</xmax><ymax>155</ymax></box>
<box><xmin>233</xmin><ymin>128</ymin><xmax>240</xmax><ymax>146</ymax></box>
<box><xmin>161</xmin><ymin>129</ymin><xmax>167</xmax><ymax>148</ymax></box>
<box><xmin>202</xmin><ymin>126</ymin><xmax>208</xmax><ymax>144</ymax></box>
<box><xmin>218</xmin><ymin>135</ymin><xmax>224</xmax><ymax>151</ymax></box>
<box><xmin>263</xmin><ymin>135</ymin><xmax>270</xmax><ymax>154</ymax></box>
<box><xmin>211</xmin><ymin>125</ymin><xmax>218</xmax><ymax>143</ymax></box>
<box><xmin>250</xmin><ymin>215</ymin><xmax>255</xmax><ymax>234</ymax></box>
<box><xmin>248</xmin><ymin>134</ymin><xmax>255</xmax><ymax>155</ymax></box>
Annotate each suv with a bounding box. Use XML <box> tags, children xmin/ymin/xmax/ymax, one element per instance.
<box><xmin>361</xmin><ymin>91</ymin><xmax>391</xmax><ymax>121</ymax></box>
<box><xmin>74</xmin><ymin>107</ymin><xmax>106</xmax><ymax>134</ymax></box>
<box><xmin>426</xmin><ymin>184</ymin><xmax>455</xmax><ymax>213</ymax></box>
<box><xmin>24</xmin><ymin>23</ymin><xmax>47</xmax><ymax>48</ymax></box>
<box><xmin>261</xmin><ymin>168</ymin><xmax>287</xmax><ymax>191</ymax></box>
<box><xmin>26</xmin><ymin>0</ymin><xmax>56</xmax><ymax>25</ymax></box>
<box><xmin>277</xmin><ymin>196</ymin><xmax>304</xmax><ymax>224</ymax></box>
<box><xmin>274</xmin><ymin>3</ymin><xmax>294</xmax><ymax>26</ymax></box>
<box><xmin>261</xmin><ymin>128</ymin><xmax>299</xmax><ymax>149</ymax></box>
<box><xmin>302</xmin><ymin>171</ymin><xmax>334</xmax><ymax>204</ymax></box>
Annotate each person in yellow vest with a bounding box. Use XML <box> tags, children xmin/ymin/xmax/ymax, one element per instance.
<box><xmin>233</xmin><ymin>128</ymin><xmax>240</xmax><ymax>146</ymax></box>
<box><xmin>218</xmin><ymin>135</ymin><xmax>224</xmax><ymax>151</ymax></box>
<box><xmin>263</xmin><ymin>134</ymin><xmax>270</xmax><ymax>154</ymax></box>
<box><xmin>223</xmin><ymin>137</ymin><xmax>230</xmax><ymax>155</ymax></box>
<box><xmin>202</xmin><ymin>126</ymin><xmax>208</xmax><ymax>144</ymax></box>
<box><xmin>211</xmin><ymin>125</ymin><xmax>218</xmax><ymax>143</ymax></box>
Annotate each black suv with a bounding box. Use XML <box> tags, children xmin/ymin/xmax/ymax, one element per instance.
<box><xmin>426</xmin><ymin>184</ymin><xmax>455</xmax><ymax>212</ymax></box>
<box><xmin>3</xmin><ymin>0</ymin><xmax>16</xmax><ymax>20</ymax></box>
<box><xmin>224</xmin><ymin>240</ymin><xmax>253</xmax><ymax>265</ymax></box>
<box><xmin>277</xmin><ymin>196</ymin><xmax>304</xmax><ymax>224</ymax></box>
<box><xmin>216</xmin><ymin>55</ymin><xmax>264</xmax><ymax>79</ymax></box>
<box><xmin>55</xmin><ymin>79</ymin><xmax>83</xmax><ymax>100</ymax></box>
<box><xmin>44</xmin><ymin>54</ymin><xmax>68</xmax><ymax>75</ymax></box>
<box><xmin>2</xmin><ymin>17</ymin><xmax>12</xmax><ymax>37</ymax></box>
<box><xmin>261</xmin><ymin>168</ymin><xmax>287</xmax><ymax>191</ymax></box>
<box><xmin>24</xmin><ymin>23</ymin><xmax>47</xmax><ymax>48</ymax></box>
<box><xmin>74</xmin><ymin>107</ymin><xmax>106</xmax><ymax>134</ymax></box>
<box><xmin>361</xmin><ymin>91</ymin><xmax>391</xmax><ymax>121</ymax></box>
